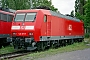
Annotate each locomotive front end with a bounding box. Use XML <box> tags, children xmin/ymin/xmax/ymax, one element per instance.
<box><xmin>11</xmin><ymin>11</ymin><xmax>37</xmax><ymax>50</ymax></box>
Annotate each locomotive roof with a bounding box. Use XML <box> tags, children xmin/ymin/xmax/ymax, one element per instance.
<box><xmin>16</xmin><ymin>9</ymin><xmax>80</xmax><ymax>22</ymax></box>
<box><xmin>50</xmin><ymin>11</ymin><xmax>80</xmax><ymax>22</ymax></box>
<box><xmin>0</xmin><ymin>7</ymin><xmax>16</xmax><ymax>13</ymax></box>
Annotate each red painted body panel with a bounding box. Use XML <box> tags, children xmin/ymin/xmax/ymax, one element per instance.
<box><xmin>0</xmin><ymin>10</ymin><xmax>14</xmax><ymax>37</ymax></box>
<box><xmin>41</xmin><ymin>16</ymin><xmax>66</xmax><ymax>36</ymax></box>
<box><xmin>64</xmin><ymin>20</ymin><xmax>84</xmax><ymax>36</ymax></box>
<box><xmin>47</xmin><ymin>16</ymin><xmax>83</xmax><ymax>36</ymax></box>
<box><xmin>51</xmin><ymin>17</ymin><xmax>65</xmax><ymax>36</ymax></box>
<box><xmin>11</xmin><ymin>9</ymin><xmax>84</xmax><ymax>42</ymax></box>
<box><xmin>41</xmin><ymin>15</ymin><xmax>84</xmax><ymax>37</ymax></box>
<box><xmin>0</xmin><ymin>21</ymin><xmax>12</xmax><ymax>34</ymax></box>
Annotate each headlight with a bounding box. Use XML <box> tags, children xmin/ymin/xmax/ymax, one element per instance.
<box><xmin>29</xmin><ymin>33</ymin><xmax>33</xmax><ymax>35</ymax></box>
<box><xmin>13</xmin><ymin>33</ymin><xmax>16</xmax><ymax>35</ymax></box>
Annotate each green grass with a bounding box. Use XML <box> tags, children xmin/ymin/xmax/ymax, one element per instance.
<box><xmin>0</xmin><ymin>46</ymin><xmax>15</xmax><ymax>55</ymax></box>
<box><xmin>1</xmin><ymin>39</ymin><xmax>90</xmax><ymax>60</ymax></box>
<box><xmin>13</xmin><ymin>42</ymin><xmax>90</xmax><ymax>60</ymax></box>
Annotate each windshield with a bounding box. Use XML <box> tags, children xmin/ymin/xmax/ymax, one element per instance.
<box><xmin>14</xmin><ymin>13</ymin><xmax>36</xmax><ymax>22</ymax></box>
<box><xmin>25</xmin><ymin>13</ymin><xmax>36</xmax><ymax>21</ymax></box>
<box><xmin>14</xmin><ymin>13</ymin><xmax>25</xmax><ymax>21</ymax></box>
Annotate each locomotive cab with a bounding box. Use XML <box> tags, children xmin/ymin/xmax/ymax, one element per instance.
<box><xmin>11</xmin><ymin>9</ymin><xmax>51</xmax><ymax>50</ymax></box>
<box><xmin>12</xmin><ymin>12</ymin><xmax>36</xmax><ymax>37</ymax></box>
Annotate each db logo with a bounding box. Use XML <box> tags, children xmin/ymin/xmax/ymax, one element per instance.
<box><xmin>68</xmin><ymin>25</ymin><xmax>72</xmax><ymax>31</ymax></box>
<box><xmin>21</xmin><ymin>26</ymin><xmax>25</xmax><ymax>29</ymax></box>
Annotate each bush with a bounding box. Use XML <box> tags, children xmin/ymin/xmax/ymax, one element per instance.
<box><xmin>85</xmin><ymin>33</ymin><xmax>90</xmax><ymax>38</ymax></box>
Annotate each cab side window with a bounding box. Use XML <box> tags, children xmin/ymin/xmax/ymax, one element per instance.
<box><xmin>8</xmin><ymin>15</ymin><xmax>13</xmax><ymax>22</ymax></box>
<box><xmin>1</xmin><ymin>13</ymin><xmax>7</xmax><ymax>21</ymax></box>
<box><xmin>0</xmin><ymin>13</ymin><xmax>1</xmax><ymax>20</ymax></box>
<box><xmin>44</xmin><ymin>15</ymin><xmax>47</xmax><ymax>22</ymax></box>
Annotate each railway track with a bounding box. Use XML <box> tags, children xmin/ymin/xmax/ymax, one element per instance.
<box><xmin>0</xmin><ymin>50</ymin><xmax>31</xmax><ymax>60</ymax></box>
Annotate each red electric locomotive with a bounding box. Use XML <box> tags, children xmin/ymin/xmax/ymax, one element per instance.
<box><xmin>0</xmin><ymin>8</ymin><xmax>15</xmax><ymax>48</ymax></box>
<box><xmin>11</xmin><ymin>9</ymin><xmax>84</xmax><ymax>50</ymax></box>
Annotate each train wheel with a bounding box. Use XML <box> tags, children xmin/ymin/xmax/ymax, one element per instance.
<box><xmin>65</xmin><ymin>40</ymin><xmax>68</xmax><ymax>46</ymax></box>
<box><xmin>59</xmin><ymin>40</ymin><xmax>62</xmax><ymax>46</ymax></box>
<box><xmin>71</xmin><ymin>39</ymin><xmax>74</xmax><ymax>44</ymax></box>
<box><xmin>41</xmin><ymin>42</ymin><xmax>46</xmax><ymax>51</ymax></box>
<box><xmin>51</xmin><ymin>43</ymin><xmax>55</xmax><ymax>48</ymax></box>
<box><xmin>37</xmin><ymin>42</ymin><xmax>41</xmax><ymax>51</ymax></box>
<box><xmin>51</xmin><ymin>41</ymin><xmax>54</xmax><ymax>48</ymax></box>
<box><xmin>63</xmin><ymin>40</ymin><xmax>67</xmax><ymax>46</ymax></box>
<box><xmin>51</xmin><ymin>41</ymin><xmax>57</xmax><ymax>48</ymax></box>
<box><xmin>37</xmin><ymin>42</ymin><xmax>46</xmax><ymax>51</ymax></box>
<box><xmin>61</xmin><ymin>40</ymin><xmax>65</xmax><ymax>46</ymax></box>
<box><xmin>57</xmin><ymin>40</ymin><xmax>60</xmax><ymax>47</ymax></box>
<box><xmin>67</xmin><ymin>39</ymin><xmax>73</xmax><ymax>45</ymax></box>
<box><xmin>73</xmin><ymin>39</ymin><xmax>77</xmax><ymax>43</ymax></box>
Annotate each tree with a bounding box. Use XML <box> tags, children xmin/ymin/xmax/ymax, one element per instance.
<box><xmin>75</xmin><ymin>0</ymin><xmax>86</xmax><ymax>15</ymax></box>
<box><xmin>75</xmin><ymin>0</ymin><xmax>90</xmax><ymax>33</ymax></box>
<box><xmin>1</xmin><ymin>0</ymin><xmax>58</xmax><ymax>11</ymax></box>
<box><xmin>32</xmin><ymin>0</ymin><xmax>58</xmax><ymax>11</ymax></box>
<box><xmin>70</xmin><ymin>10</ymin><xmax>74</xmax><ymax>17</ymax></box>
<box><xmin>84</xmin><ymin>0</ymin><xmax>90</xmax><ymax>27</ymax></box>
<box><xmin>74</xmin><ymin>0</ymin><xmax>87</xmax><ymax>23</ymax></box>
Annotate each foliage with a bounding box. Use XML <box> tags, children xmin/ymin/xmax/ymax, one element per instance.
<box><xmin>75</xmin><ymin>0</ymin><xmax>79</xmax><ymax>13</ymax></box>
<box><xmin>75</xmin><ymin>0</ymin><xmax>90</xmax><ymax>27</ymax></box>
<box><xmin>84</xmin><ymin>0</ymin><xmax>90</xmax><ymax>27</ymax></box>
<box><xmin>32</xmin><ymin>0</ymin><xmax>58</xmax><ymax>11</ymax></box>
<box><xmin>70</xmin><ymin>10</ymin><xmax>74</xmax><ymax>17</ymax></box>
<box><xmin>1</xmin><ymin>0</ymin><xmax>30</xmax><ymax>10</ymax></box>
<box><xmin>75</xmin><ymin>12</ymin><xmax>85</xmax><ymax>20</ymax></box>
<box><xmin>1</xmin><ymin>0</ymin><xmax>58</xmax><ymax>11</ymax></box>
<box><xmin>85</xmin><ymin>33</ymin><xmax>89</xmax><ymax>38</ymax></box>
<box><xmin>0</xmin><ymin>46</ymin><xmax>15</xmax><ymax>54</ymax></box>
<box><xmin>75</xmin><ymin>0</ymin><xmax>86</xmax><ymax>15</ymax></box>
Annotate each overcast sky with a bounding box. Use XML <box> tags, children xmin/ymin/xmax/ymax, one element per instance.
<box><xmin>52</xmin><ymin>0</ymin><xmax>75</xmax><ymax>15</ymax></box>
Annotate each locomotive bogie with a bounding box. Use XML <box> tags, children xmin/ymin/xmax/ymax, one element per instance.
<box><xmin>12</xmin><ymin>37</ymin><xmax>37</xmax><ymax>50</ymax></box>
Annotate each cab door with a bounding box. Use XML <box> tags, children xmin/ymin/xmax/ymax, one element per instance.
<box><xmin>46</xmin><ymin>15</ymin><xmax>51</xmax><ymax>36</ymax></box>
<box><xmin>0</xmin><ymin>21</ymin><xmax>2</xmax><ymax>33</ymax></box>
